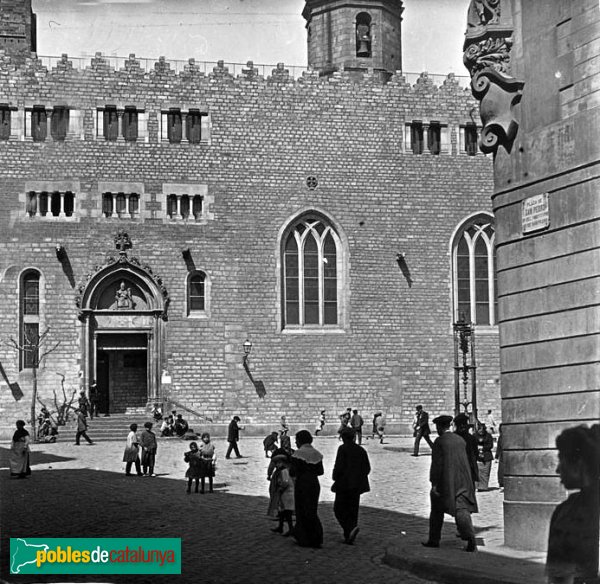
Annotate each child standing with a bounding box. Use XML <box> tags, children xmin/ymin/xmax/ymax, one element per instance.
<box><xmin>267</xmin><ymin>454</ymin><xmax>295</xmax><ymax>536</ymax></box>
<box><xmin>184</xmin><ymin>442</ymin><xmax>202</xmax><ymax>493</ymax></box>
<box><xmin>198</xmin><ymin>432</ymin><xmax>216</xmax><ymax>494</ymax></box>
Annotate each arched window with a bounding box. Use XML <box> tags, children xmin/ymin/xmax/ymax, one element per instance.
<box><xmin>282</xmin><ymin>214</ymin><xmax>341</xmax><ymax>328</ymax></box>
<box><xmin>452</xmin><ymin>214</ymin><xmax>497</xmax><ymax>326</ymax></box>
<box><xmin>20</xmin><ymin>270</ymin><xmax>41</xmax><ymax>369</ymax></box>
<box><xmin>356</xmin><ymin>12</ymin><xmax>372</xmax><ymax>58</ymax></box>
<box><xmin>187</xmin><ymin>271</ymin><xmax>207</xmax><ymax>315</ymax></box>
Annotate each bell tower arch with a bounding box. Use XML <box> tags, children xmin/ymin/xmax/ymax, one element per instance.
<box><xmin>302</xmin><ymin>0</ymin><xmax>404</xmax><ymax>79</ymax></box>
<box><xmin>75</xmin><ymin>231</ymin><xmax>170</xmax><ymax>414</ymax></box>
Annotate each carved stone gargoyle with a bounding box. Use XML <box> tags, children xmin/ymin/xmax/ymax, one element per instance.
<box><xmin>463</xmin><ymin>0</ymin><xmax>524</xmax><ymax>155</ymax></box>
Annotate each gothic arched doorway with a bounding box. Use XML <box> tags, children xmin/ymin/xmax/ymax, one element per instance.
<box><xmin>75</xmin><ymin>232</ymin><xmax>170</xmax><ymax>414</ymax></box>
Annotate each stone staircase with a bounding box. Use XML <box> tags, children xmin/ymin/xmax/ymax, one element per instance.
<box><xmin>81</xmin><ymin>413</ymin><xmax>155</xmax><ymax>441</ymax></box>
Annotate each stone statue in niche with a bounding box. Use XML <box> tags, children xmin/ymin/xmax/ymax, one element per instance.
<box><xmin>115</xmin><ymin>281</ymin><xmax>133</xmax><ymax>309</ymax></box>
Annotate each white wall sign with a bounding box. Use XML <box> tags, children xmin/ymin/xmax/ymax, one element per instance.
<box><xmin>522</xmin><ymin>193</ymin><xmax>550</xmax><ymax>234</ymax></box>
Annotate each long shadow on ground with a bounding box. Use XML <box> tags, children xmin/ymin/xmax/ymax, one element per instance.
<box><xmin>0</xmin><ymin>468</ymin><xmax>545</xmax><ymax>584</ymax></box>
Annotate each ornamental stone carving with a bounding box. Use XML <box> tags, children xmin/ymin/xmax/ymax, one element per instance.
<box><xmin>463</xmin><ymin>0</ymin><xmax>524</xmax><ymax>155</ymax></box>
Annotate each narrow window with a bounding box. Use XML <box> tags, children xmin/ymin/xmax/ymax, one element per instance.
<box><xmin>356</xmin><ymin>12</ymin><xmax>372</xmax><ymax>58</ymax></box>
<box><xmin>122</xmin><ymin>107</ymin><xmax>138</xmax><ymax>142</ymax></box>
<box><xmin>167</xmin><ymin>108</ymin><xmax>182</xmax><ymax>143</ymax></box>
<box><xmin>129</xmin><ymin>194</ymin><xmax>139</xmax><ymax>217</ymax></box>
<box><xmin>186</xmin><ymin>110</ymin><xmax>202</xmax><ymax>143</ymax></box>
<box><xmin>51</xmin><ymin>106</ymin><xmax>69</xmax><ymax>141</ymax></box>
<box><xmin>20</xmin><ymin>271</ymin><xmax>41</xmax><ymax>370</ymax></box>
<box><xmin>452</xmin><ymin>215</ymin><xmax>496</xmax><ymax>326</ymax></box>
<box><xmin>102</xmin><ymin>193</ymin><xmax>113</xmax><ymax>217</ymax></box>
<box><xmin>31</xmin><ymin>106</ymin><xmax>47</xmax><ymax>142</ymax></box>
<box><xmin>428</xmin><ymin>122</ymin><xmax>441</xmax><ymax>155</ymax></box>
<box><xmin>188</xmin><ymin>272</ymin><xmax>206</xmax><ymax>313</ymax></box>
<box><xmin>192</xmin><ymin>195</ymin><xmax>203</xmax><ymax>220</ymax></box>
<box><xmin>465</xmin><ymin>124</ymin><xmax>478</xmax><ymax>156</ymax></box>
<box><xmin>64</xmin><ymin>192</ymin><xmax>75</xmax><ymax>217</ymax></box>
<box><xmin>50</xmin><ymin>192</ymin><xmax>61</xmax><ymax>217</ymax></box>
<box><xmin>0</xmin><ymin>106</ymin><xmax>10</xmax><ymax>140</ymax></box>
<box><xmin>411</xmin><ymin>122</ymin><xmax>424</xmax><ymax>155</ymax></box>
<box><xmin>103</xmin><ymin>106</ymin><xmax>119</xmax><ymax>141</ymax></box>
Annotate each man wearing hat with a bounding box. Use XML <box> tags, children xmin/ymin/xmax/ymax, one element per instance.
<box><xmin>412</xmin><ymin>405</ymin><xmax>434</xmax><ymax>457</ymax></box>
<box><xmin>453</xmin><ymin>413</ymin><xmax>479</xmax><ymax>485</ymax></box>
<box><xmin>422</xmin><ymin>415</ymin><xmax>478</xmax><ymax>552</ymax></box>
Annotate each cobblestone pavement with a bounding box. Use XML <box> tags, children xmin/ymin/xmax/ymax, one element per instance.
<box><xmin>0</xmin><ymin>433</ymin><xmax>544</xmax><ymax>584</ymax></box>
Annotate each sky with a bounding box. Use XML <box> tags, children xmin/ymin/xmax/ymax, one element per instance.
<box><xmin>32</xmin><ymin>0</ymin><xmax>472</xmax><ymax>76</ymax></box>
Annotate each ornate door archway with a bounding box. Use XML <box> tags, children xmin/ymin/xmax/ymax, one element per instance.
<box><xmin>75</xmin><ymin>231</ymin><xmax>170</xmax><ymax>411</ymax></box>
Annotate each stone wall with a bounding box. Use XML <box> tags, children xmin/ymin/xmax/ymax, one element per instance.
<box><xmin>0</xmin><ymin>54</ymin><xmax>497</xmax><ymax>434</ymax></box>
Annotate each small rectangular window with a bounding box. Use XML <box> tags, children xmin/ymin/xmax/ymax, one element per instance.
<box><xmin>0</xmin><ymin>106</ymin><xmax>10</xmax><ymax>140</ymax></box>
<box><xmin>51</xmin><ymin>106</ymin><xmax>69</xmax><ymax>141</ymax></box>
<box><xmin>411</xmin><ymin>122</ymin><xmax>423</xmax><ymax>155</ymax></box>
<box><xmin>122</xmin><ymin>107</ymin><xmax>138</xmax><ymax>141</ymax></box>
<box><xmin>427</xmin><ymin>122</ymin><xmax>441</xmax><ymax>155</ymax></box>
<box><xmin>186</xmin><ymin>110</ymin><xmax>202</xmax><ymax>143</ymax></box>
<box><xmin>465</xmin><ymin>124</ymin><xmax>478</xmax><ymax>156</ymax></box>
<box><xmin>167</xmin><ymin>108</ymin><xmax>182</xmax><ymax>143</ymax></box>
<box><xmin>31</xmin><ymin>106</ymin><xmax>47</xmax><ymax>142</ymax></box>
<box><xmin>103</xmin><ymin>106</ymin><xmax>119</xmax><ymax>141</ymax></box>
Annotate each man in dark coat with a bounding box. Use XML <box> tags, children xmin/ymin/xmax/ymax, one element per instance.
<box><xmin>412</xmin><ymin>404</ymin><xmax>434</xmax><ymax>456</ymax></box>
<box><xmin>453</xmin><ymin>413</ymin><xmax>479</xmax><ymax>485</ymax></box>
<box><xmin>422</xmin><ymin>415</ymin><xmax>478</xmax><ymax>552</ymax></box>
<box><xmin>332</xmin><ymin>427</ymin><xmax>371</xmax><ymax>545</ymax></box>
<box><xmin>225</xmin><ymin>415</ymin><xmax>244</xmax><ymax>459</ymax></box>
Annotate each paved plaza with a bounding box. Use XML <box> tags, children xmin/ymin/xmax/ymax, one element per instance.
<box><xmin>0</xmin><ymin>433</ymin><xmax>547</xmax><ymax>584</ymax></box>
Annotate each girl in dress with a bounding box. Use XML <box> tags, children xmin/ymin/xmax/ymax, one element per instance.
<box><xmin>9</xmin><ymin>420</ymin><xmax>31</xmax><ymax>479</ymax></box>
<box><xmin>122</xmin><ymin>423</ymin><xmax>142</xmax><ymax>476</ymax></box>
<box><xmin>198</xmin><ymin>432</ymin><xmax>217</xmax><ymax>494</ymax></box>
<box><xmin>267</xmin><ymin>453</ymin><xmax>295</xmax><ymax>536</ymax></box>
<box><xmin>184</xmin><ymin>441</ymin><xmax>202</xmax><ymax>493</ymax></box>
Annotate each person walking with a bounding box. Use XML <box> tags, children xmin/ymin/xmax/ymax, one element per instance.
<box><xmin>225</xmin><ymin>415</ymin><xmax>244</xmax><ymax>459</ymax></box>
<box><xmin>139</xmin><ymin>421</ymin><xmax>157</xmax><ymax>476</ymax></box>
<box><xmin>74</xmin><ymin>408</ymin><xmax>94</xmax><ymax>445</ymax></box>
<box><xmin>350</xmin><ymin>409</ymin><xmax>364</xmax><ymax>445</ymax></box>
<box><xmin>332</xmin><ymin>427</ymin><xmax>371</xmax><ymax>545</ymax></box>
<box><xmin>412</xmin><ymin>405</ymin><xmax>434</xmax><ymax>456</ymax></box>
<box><xmin>485</xmin><ymin>409</ymin><xmax>498</xmax><ymax>435</ymax></box>
<box><xmin>365</xmin><ymin>412</ymin><xmax>378</xmax><ymax>440</ymax></box>
<box><xmin>375</xmin><ymin>412</ymin><xmax>386</xmax><ymax>444</ymax></box>
<box><xmin>122</xmin><ymin>423</ymin><xmax>142</xmax><ymax>476</ymax></box>
<box><xmin>475</xmin><ymin>424</ymin><xmax>494</xmax><ymax>491</ymax></box>
<box><xmin>453</xmin><ymin>413</ymin><xmax>479</xmax><ymax>486</ymax></box>
<box><xmin>422</xmin><ymin>415</ymin><xmax>478</xmax><ymax>552</ymax></box>
<box><xmin>337</xmin><ymin>408</ymin><xmax>352</xmax><ymax>440</ymax></box>
<box><xmin>495</xmin><ymin>424</ymin><xmax>504</xmax><ymax>490</ymax></box>
<box><xmin>9</xmin><ymin>420</ymin><xmax>31</xmax><ymax>479</ymax></box>
<box><xmin>290</xmin><ymin>430</ymin><xmax>324</xmax><ymax>548</ymax></box>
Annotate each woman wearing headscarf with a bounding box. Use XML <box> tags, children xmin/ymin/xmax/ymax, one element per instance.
<box><xmin>290</xmin><ymin>430</ymin><xmax>324</xmax><ymax>548</ymax></box>
<box><xmin>9</xmin><ymin>420</ymin><xmax>31</xmax><ymax>478</ymax></box>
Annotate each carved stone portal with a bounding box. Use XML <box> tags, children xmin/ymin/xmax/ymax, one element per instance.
<box><xmin>463</xmin><ymin>0</ymin><xmax>524</xmax><ymax>155</ymax></box>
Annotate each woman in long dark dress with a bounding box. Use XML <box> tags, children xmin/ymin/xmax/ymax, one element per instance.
<box><xmin>290</xmin><ymin>430</ymin><xmax>324</xmax><ymax>548</ymax></box>
<box><xmin>9</xmin><ymin>420</ymin><xmax>31</xmax><ymax>478</ymax></box>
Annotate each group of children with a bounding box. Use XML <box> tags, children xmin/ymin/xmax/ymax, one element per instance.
<box><xmin>184</xmin><ymin>433</ymin><xmax>217</xmax><ymax>493</ymax></box>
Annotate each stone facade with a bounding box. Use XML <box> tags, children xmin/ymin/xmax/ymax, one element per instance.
<box><xmin>0</xmin><ymin>2</ymin><xmax>498</xmax><ymax>436</ymax></box>
<box><xmin>464</xmin><ymin>0</ymin><xmax>600</xmax><ymax>552</ymax></box>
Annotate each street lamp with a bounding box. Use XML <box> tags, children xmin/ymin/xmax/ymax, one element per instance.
<box><xmin>243</xmin><ymin>339</ymin><xmax>253</xmax><ymax>365</ymax></box>
<box><xmin>453</xmin><ymin>313</ymin><xmax>477</xmax><ymax>423</ymax></box>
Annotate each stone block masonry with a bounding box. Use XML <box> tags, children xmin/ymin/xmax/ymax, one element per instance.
<box><xmin>0</xmin><ymin>54</ymin><xmax>497</xmax><ymax>434</ymax></box>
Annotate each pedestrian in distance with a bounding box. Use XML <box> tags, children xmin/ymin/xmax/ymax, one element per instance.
<box><xmin>77</xmin><ymin>390</ymin><xmax>90</xmax><ymax>418</ymax></box>
<box><xmin>475</xmin><ymin>424</ymin><xmax>494</xmax><ymax>491</ymax></box>
<box><xmin>495</xmin><ymin>424</ymin><xmax>504</xmax><ymax>490</ymax></box>
<box><xmin>225</xmin><ymin>415</ymin><xmax>244</xmax><ymax>459</ymax></box>
<box><xmin>350</xmin><ymin>409</ymin><xmax>364</xmax><ymax>445</ymax></box>
<box><xmin>332</xmin><ymin>427</ymin><xmax>371</xmax><ymax>545</ymax></box>
<box><xmin>422</xmin><ymin>415</ymin><xmax>478</xmax><ymax>552</ymax></box>
<box><xmin>151</xmin><ymin>402</ymin><xmax>163</xmax><ymax>422</ymax></box>
<box><xmin>453</xmin><ymin>413</ymin><xmax>479</xmax><ymax>486</ymax></box>
<box><xmin>197</xmin><ymin>432</ymin><xmax>217</xmax><ymax>494</ymax></box>
<box><xmin>89</xmin><ymin>384</ymin><xmax>99</xmax><ymax>419</ymax></box>
<box><xmin>123</xmin><ymin>423</ymin><xmax>142</xmax><ymax>476</ymax></box>
<box><xmin>263</xmin><ymin>431</ymin><xmax>279</xmax><ymax>458</ymax></box>
<box><xmin>280</xmin><ymin>415</ymin><xmax>290</xmax><ymax>438</ymax></box>
<box><xmin>375</xmin><ymin>412</ymin><xmax>386</xmax><ymax>444</ymax></box>
<box><xmin>546</xmin><ymin>424</ymin><xmax>599</xmax><ymax>584</ymax></box>
<box><xmin>315</xmin><ymin>410</ymin><xmax>326</xmax><ymax>435</ymax></box>
<box><xmin>74</xmin><ymin>408</ymin><xmax>94</xmax><ymax>445</ymax></box>
<box><xmin>337</xmin><ymin>408</ymin><xmax>352</xmax><ymax>440</ymax></box>
<box><xmin>290</xmin><ymin>430</ymin><xmax>324</xmax><ymax>548</ymax></box>
<box><xmin>184</xmin><ymin>441</ymin><xmax>202</xmax><ymax>493</ymax></box>
<box><xmin>267</xmin><ymin>453</ymin><xmax>295</xmax><ymax>536</ymax></box>
<box><xmin>365</xmin><ymin>412</ymin><xmax>379</xmax><ymax>440</ymax></box>
<box><xmin>412</xmin><ymin>404</ymin><xmax>434</xmax><ymax>456</ymax></box>
<box><xmin>9</xmin><ymin>420</ymin><xmax>31</xmax><ymax>479</ymax></box>
<box><xmin>485</xmin><ymin>409</ymin><xmax>498</xmax><ymax>435</ymax></box>
<box><xmin>139</xmin><ymin>421</ymin><xmax>157</xmax><ymax>476</ymax></box>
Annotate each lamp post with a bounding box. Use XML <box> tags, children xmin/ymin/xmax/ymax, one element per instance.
<box><xmin>453</xmin><ymin>313</ymin><xmax>477</xmax><ymax>423</ymax></box>
<box><xmin>243</xmin><ymin>339</ymin><xmax>253</xmax><ymax>365</ymax></box>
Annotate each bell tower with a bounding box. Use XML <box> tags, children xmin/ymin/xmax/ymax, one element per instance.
<box><xmin>0</xmin><ymin>0</ymin><xmax>36</xmax><ymax>65</ymax></box>
<box><xmin>302</xmin><ymin>0</ymin><xmax>403</xmax><ymax>79</ymax></box>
